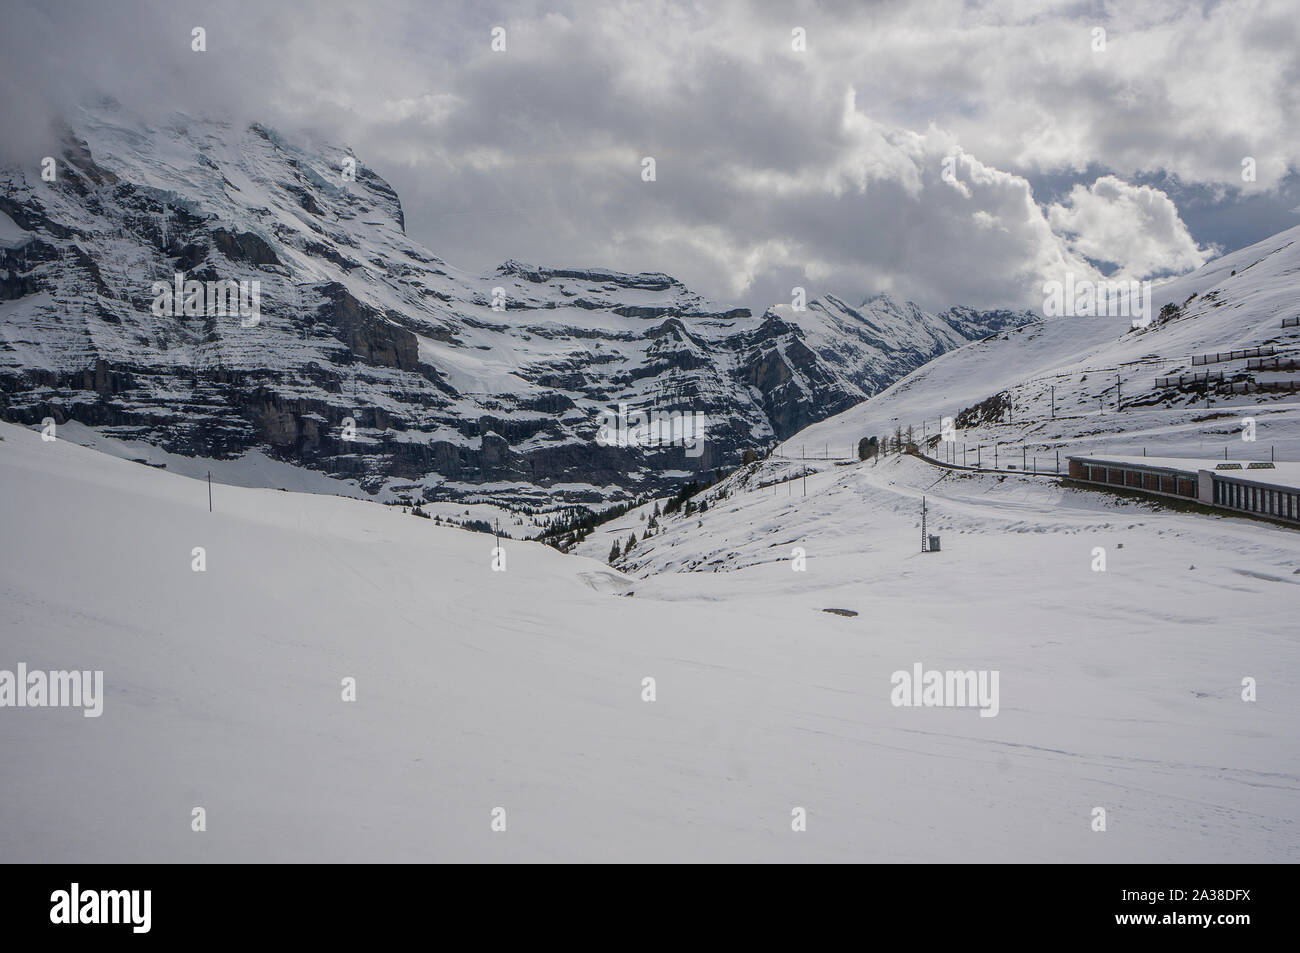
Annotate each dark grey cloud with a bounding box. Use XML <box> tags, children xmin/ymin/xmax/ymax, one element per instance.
<box><xmin>3</xmin><ymin>0</ymin><xmax>1297</xmax><ymax>315</ymax></box>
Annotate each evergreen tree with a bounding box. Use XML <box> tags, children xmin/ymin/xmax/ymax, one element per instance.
<box><xmin>609</xmin><ymin>539</ymin><xmax>621</xmax><ymax>563</ymax></box>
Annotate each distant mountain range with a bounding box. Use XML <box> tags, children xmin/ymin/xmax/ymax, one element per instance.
<box><xmin>0</xmin><ymin>103</ymin><xmax>1035</xmax><ymax>506</ymax></box>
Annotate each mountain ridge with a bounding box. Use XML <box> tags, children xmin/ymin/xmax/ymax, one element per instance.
<box><xmin>0</xmin><ymin>103</ymin><xmax>1035</xmax><ymax>507</ymax></box>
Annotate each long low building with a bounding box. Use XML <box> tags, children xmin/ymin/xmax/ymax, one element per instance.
<box><xmin>1067</xmin><ymin>453</ymin><xmax>1300</xmax><ymax>525</ymax></box>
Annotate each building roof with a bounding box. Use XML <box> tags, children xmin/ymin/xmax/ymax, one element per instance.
<box><xmin>1070</xmin><ymin>454</ymin><xmax>1300</xmax><ymax>490</ymax></box>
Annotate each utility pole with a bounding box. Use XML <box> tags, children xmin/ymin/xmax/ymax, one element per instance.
<box><xmin>994</xmin><ymin>442</ymin><xmax>998</xmax><ymax>468</ymax></box>
<box><xmin>1050</xmin><ymin>385</ymin><xmax>1055</xmax><ymax>419</ymax></box>
<box><xmin>802</xmin><ymin>446</ymin><xmax>806</xmax><ymax>497</ymax></box>
<box><xmin>207</xmin><ymin>471</ymin><xmax>212</xmax><ymax>512</ymax></box>
<box><xmin>1023</xmin><ymin>447</ymin><xmax>1026</xmax><ymax>471</ymax></box>
<box><xmin>1056</xmin><ymin>450</ymin><xmax>1059</xmax><ymax>473</ymax></box>
<box><xmin>1116</xmin><ymin>370</ymin><xmax>1122</xmax><ymax>411</ymax></box>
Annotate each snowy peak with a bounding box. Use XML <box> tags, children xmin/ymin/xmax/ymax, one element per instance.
<box><xmin>496</xmin><ymin>260</ymin><xmax>685</xmax><ymax>295</ymax></box>
<box><xmin>768</xmin><ymin>291</ymin><xmax>1036</xmax><ymax>397</ymax></box>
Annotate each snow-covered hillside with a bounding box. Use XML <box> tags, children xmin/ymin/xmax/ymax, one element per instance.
<box><xmin>3</xmin><ymin>420</ymin><xmax>1295</xmax><ymax>862</ymax></box>
<box><xmin>788</xmin><ymin>224</ymin><xmax>1300</xmax><ymax>467</ymax></box>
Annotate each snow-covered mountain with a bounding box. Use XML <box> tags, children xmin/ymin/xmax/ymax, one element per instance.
<box><xmin>575</xmin><ymin>220</ymin><xmax>1300</xmax><ymax>579</ymax></box>
<box><xmin>768</xmin><ymin>293</ymin><xmax>1033</xmax><ymax>398</ymax></box>
<box><xmin>0</xmin><ymin>101</ymin><xmax>1033</xmax><ymax>508</ymax></box>
<box><xmin>4</xmin><ymin>113</ymin><xmax>1297</xmax><ymax>866</ymax></box>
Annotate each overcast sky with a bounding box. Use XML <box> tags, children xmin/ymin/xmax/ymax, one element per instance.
<box><xmin>4</xmin><ymin>0</ymin><xmax>1299</xmax><ymax>314</ymax></box>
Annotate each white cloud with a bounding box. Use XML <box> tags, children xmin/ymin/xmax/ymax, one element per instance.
<box><xmin>1047</xmin><ymin>175</ymin><xmax>1215</xmax><ymax>278</ymax></box>
<box><xmin>1</xmin><ymin>0</ymin><xmax>1293</xmax><ymax>313</ymax></box>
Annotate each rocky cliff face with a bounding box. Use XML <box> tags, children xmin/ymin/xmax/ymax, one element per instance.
<box><xmin>0</xmin><ymin>104</ymin><xmax>1035</xmax><ymax>506</ymax></box>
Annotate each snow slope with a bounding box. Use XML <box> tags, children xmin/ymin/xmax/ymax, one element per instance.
<box><xmin>3</xmin><ymin>420</ymin><xmax>1296</xmax><ymax>862</ymax></box>
<box><xmin>787</xmin><ymin>223</ymin><xmax>1300</xmax><ymax>466</ymax></box>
